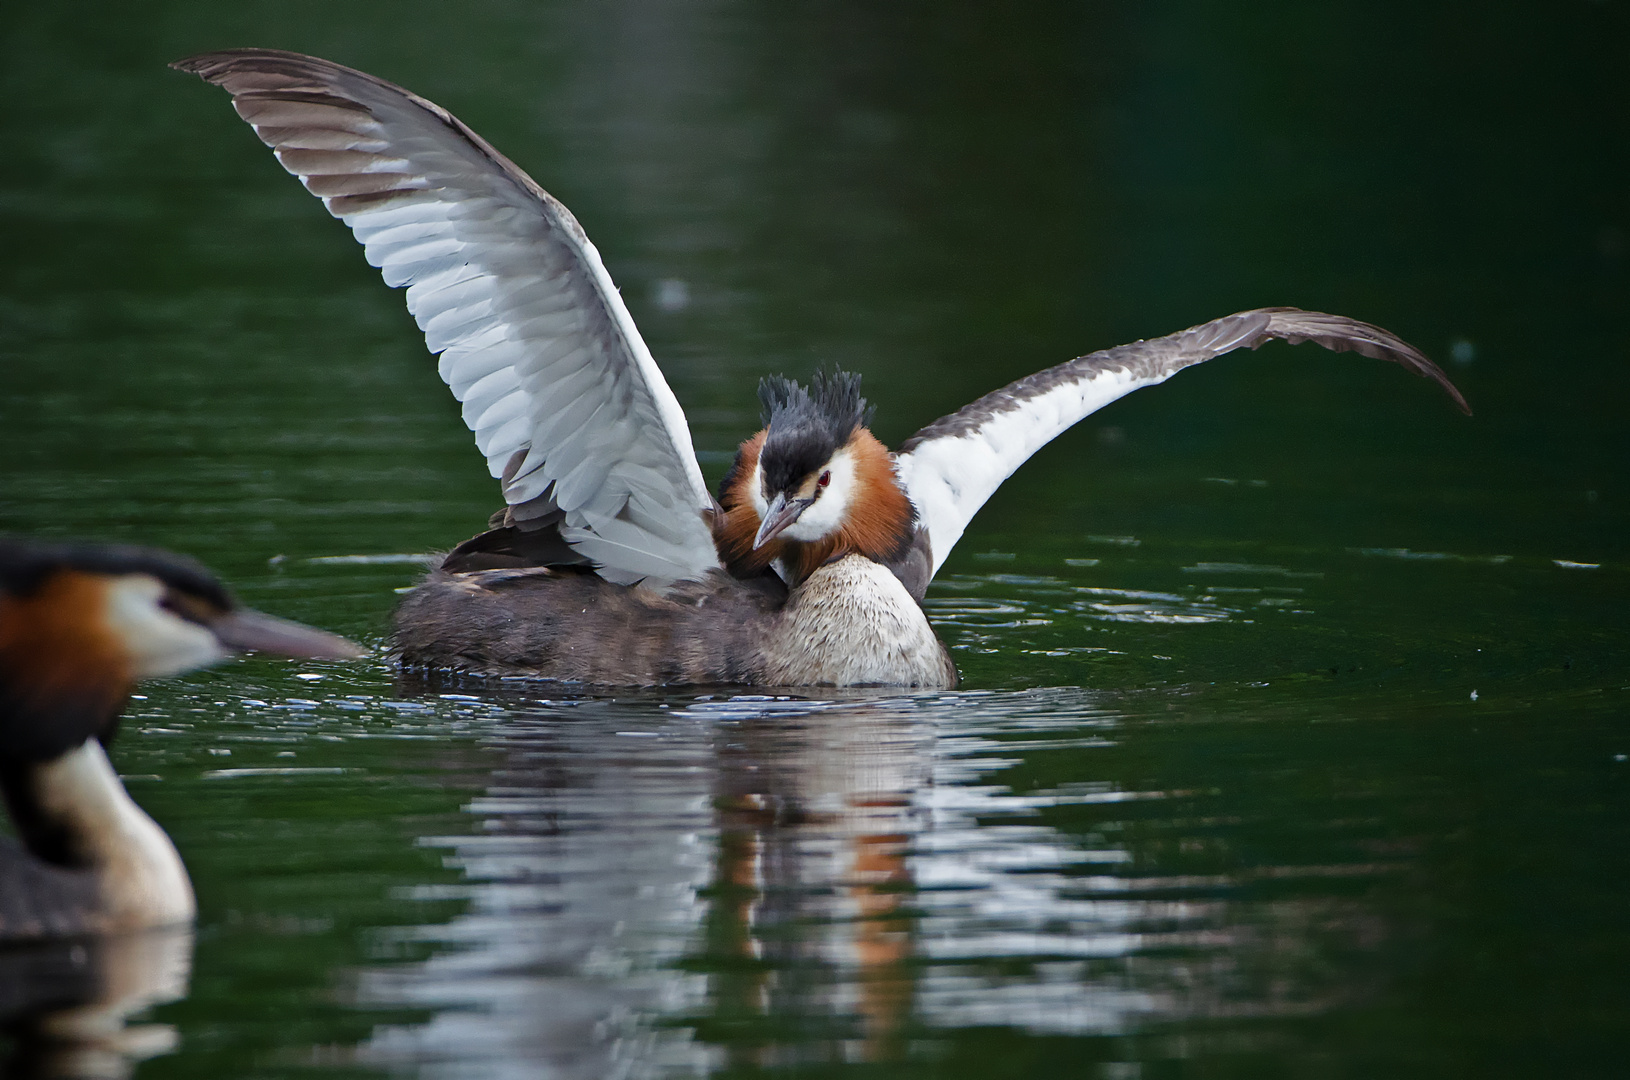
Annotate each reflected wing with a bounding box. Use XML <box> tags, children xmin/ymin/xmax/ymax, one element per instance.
<box><xmin>174</xmin><ymin>49</ymin><xmax>719</xmax><ymax>587</ymax></box>
<box><xmin>892</xmin><ymin>307</ymin><xmax>1470</xmax><ymax>578</ymax></box>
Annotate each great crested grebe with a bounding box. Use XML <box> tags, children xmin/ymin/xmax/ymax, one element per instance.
<box><xmin>175</xmin><ymin>50</ymin><xmax>1469</xmax><ymax>689</ymax></box>
<box><xmin>0</xmin><ymin>538</ymin><xmax>364</xmax><ymax>939</ymax></box>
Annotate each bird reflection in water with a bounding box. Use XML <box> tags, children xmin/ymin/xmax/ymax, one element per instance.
<box><xmin>0</xmin><ymin>926</ymin><xmax>191</xmax><ymax>1079</ymax></box>
<box><xmin>355</xmin><ymin>690</ymin><xmax>1406</xmax><ymax>1076</ymax></box>
<box><xmin>704</xmin><ymin>703</ymin><xmax>930</xmax><ymax>1068</ymax></box>
<box><xmin>356</xmin><ymin>695</ymin><xmax>934</xmax><ymax>1076</ymax></box>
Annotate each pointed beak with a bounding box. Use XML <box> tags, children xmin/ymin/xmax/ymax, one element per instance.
<box><xmin>210</xmin><ymin>608</ymin><xmax>369</xmax><ymax>660</ymax></box>
<box><xmin>753</xmin><ymin>492</ymin><xmax>813</xmax><ymax>550</ymax></box>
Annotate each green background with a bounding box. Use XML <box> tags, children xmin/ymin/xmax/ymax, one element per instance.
<box><xmin>1</xmin><ymin>2</ymin><xmax>1626</xmax><ymax>1076</ymax></box>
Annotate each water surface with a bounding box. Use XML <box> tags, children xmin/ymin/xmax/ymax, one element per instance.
<box><xmin>1</xmin><ymin>1</ymin><xmax>1626</xmax><ymax>1076</ymax></box>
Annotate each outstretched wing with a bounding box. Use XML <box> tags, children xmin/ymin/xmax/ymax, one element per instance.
<box><xmin>892</xmin><ymin>307</ymin><xmax>1470</xmax><ymax>578</ymax></box>
<box><xmin>174</xmin><ymin>49</ymin><xmax>719</xmax><ymax>587</ymax></box>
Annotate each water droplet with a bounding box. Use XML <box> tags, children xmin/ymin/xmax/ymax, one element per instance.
<box><xmin>654</xmin><ymin>278</ymin><xmax>690</xmax><ymax>312</ymax></box>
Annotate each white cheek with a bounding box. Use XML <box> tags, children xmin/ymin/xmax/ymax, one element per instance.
<box><xmin>105</xmin><ymin>575</ymin><xmax>227</xmax><ymax>679</ymax></box>
<box><xmin>749</xmin><ymin>459</ymin><xmax>769</xmax><ymax>519</ymax></box>
<box><xmin>782</xmin><ymin>450</ymin><xmax>858</xmax><ymax>542</ymax></box>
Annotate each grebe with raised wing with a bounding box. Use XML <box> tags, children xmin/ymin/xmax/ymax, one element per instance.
<box><xmin>175</xmin><ymin>50</ymin><xmax>1468</xmax><ymax>688</ymax></box>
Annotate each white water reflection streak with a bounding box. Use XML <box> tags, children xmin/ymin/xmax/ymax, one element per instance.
<box><xmin>353</xmin><ymin>689</ymin><xmax>1398</xmax><ymax>1077</ymax></box>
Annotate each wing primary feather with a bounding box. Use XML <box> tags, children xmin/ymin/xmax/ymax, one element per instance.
<box><xmin>1247</xmin><ymin>307</ymin><xmax>1471</xmax><ymax>414</ymax></box>
<box><xmin>174</xmin><ymin>48</ymin><xmax>721</xmax><ymax>588</ymax></box>
<box><xmin>895</xmin><ymin>307</ymin><xmax>1468</xmax><ymax>579</ymax></box>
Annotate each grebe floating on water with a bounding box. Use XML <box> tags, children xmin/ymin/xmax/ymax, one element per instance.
<box><xmin>0</xmin><ymin>538</ymin><xmax>363</xmax><ymax>938</ymax></box>
<box><xmin>175</xmin><ymin>50</ymin><xmax>1468</xmax><ymax>688</ymax></box>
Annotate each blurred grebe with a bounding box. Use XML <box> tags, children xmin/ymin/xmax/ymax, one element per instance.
<box><xmin>0</xmin><ymin>538</ymin><xmax>364</xmax><ymax>939</ymax></box>
<box><xmin>175</xmin><ymin>50</ymin><xmax>1468</xmax><ymax>688</ymax></box>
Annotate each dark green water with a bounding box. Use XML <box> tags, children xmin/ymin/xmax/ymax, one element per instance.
<box><xmin>2</xmin><ymin>1</ymin><xmax>1627</xmax><ymax>1076</ymax></box>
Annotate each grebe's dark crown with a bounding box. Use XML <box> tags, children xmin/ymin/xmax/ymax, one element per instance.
<box><xmin>0</xmin><ymin>538</ymin><xmax>232</xmax><ymax>610</ymax></box>
<box><xmin>756</xmin><ymin>369</ymin><xmax>874</xmax><ymax>494</ymax></box>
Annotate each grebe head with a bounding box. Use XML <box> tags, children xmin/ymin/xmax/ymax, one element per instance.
<box><xmin>0</xmin><ymin>539</ymin><xmax>364</xmax><ymax>935</ymax></box>
<box><xmin>715</xmin><ymin>373</ymin><xmax>916</xmax><ymax>584</ymax></box>
<box><xmin>0</xmin><ymin>539</ymin><xmax>366</xmax><ymax>760</ymax></box>
<box><xmin>751</xmin><ymin>371</ymin><xmax>873</xmax><ymax>548</ymax></box>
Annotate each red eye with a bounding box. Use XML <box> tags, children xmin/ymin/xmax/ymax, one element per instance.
<box><xmin>817</xmin><ymin>471</ymin><xmax>831</xmax><ymax>488</ymax></box>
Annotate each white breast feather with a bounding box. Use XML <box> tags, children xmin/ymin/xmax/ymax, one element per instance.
<box><xmin>36</xmin><ymin>743</ymin><xmax>195</xmax><ymax>930</ymax></box>
<box><xmin>765</xmin><ymin>556</ymin><xmax>952</xmax><ymax>687</ymax></box>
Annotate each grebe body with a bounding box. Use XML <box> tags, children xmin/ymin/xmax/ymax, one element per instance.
<box><xmin>394</xmin><ymin>553</ymin><xmax>953</xmax><ymax>687</ymax></box>
<box><xmin>176</xmin><ymin>50</ymin><xmax>1469</xmax><ymax>688</ymax></box>
<box><xmin>0</xmin><ymin>538</ymin><xmax>363</xmax><ymax>939</ymax></box>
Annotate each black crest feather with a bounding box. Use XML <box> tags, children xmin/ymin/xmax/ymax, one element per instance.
<box><xmin>755</xmin><ymin>370</ymin><xmax>872</xmax><ymax>495</ymax></box>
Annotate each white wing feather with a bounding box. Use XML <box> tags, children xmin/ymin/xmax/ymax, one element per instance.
<box><xmin>893</xmin><ymin>363</ymin><xmax>1158</xmax><ymax>576</ymax></box>
<box><xmin>177</xmin><ymin>50</ymin><xmax>719</xmax><ymax>588</ymax></box>
<box><xmin>894</xmin><ymin>308</ymin><xmax>1469</xmax><ymax>578</ymax></box>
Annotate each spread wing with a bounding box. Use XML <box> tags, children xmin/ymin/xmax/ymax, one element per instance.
<box><xmin>173</xmin><ymin>49</ymin><xmax>719</xmax><ymax>588</ymax></box>
<box><xmin>892</xmin><ymin>307</ymin><xmax>1470</xmax><ymax>578</ymax></box>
